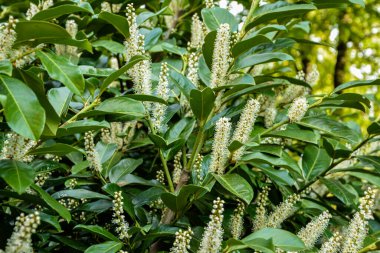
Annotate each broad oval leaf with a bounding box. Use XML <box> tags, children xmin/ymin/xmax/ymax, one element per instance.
<box><xmin>302</xmin><ymin>145</ymin><xmax>332</xmax><ymax>182</ymax></box>
<box><xmin>320</xmin><ymin>178</ymin><xmax>358</xmax><ymax>206</ymax></box>
<box><xmin>37</xmin><ymin>51</ymin><xmax>85</xmax><ymax>96</ymax></box>
<box><xmin>28</xmin><ymin>143</ymin><xmax>83</xmax><ymax>156</ymax></box>
<box><xmin>32</xmin><ymin>4</ymin><xmax>94</xmax><ymax>20</ymax></box>
<box><xmin>84</xmin><ymin>241</ymin><xmax>123</xmax><ymax>253</ymax></box>
<box><xmin>333</xmin><ymin>79</ymin><xmax>380</xmax><ymax>94</ymax></box>
<box><xmin>190</xmin><ymin>87</ymin><xmax>215</xmax><ymax>125</ymax></box>
<box><xmin>201</xmin><ymin>7</ymin><xmax>238</xmax><ymax>32</ymax></box>
<box><xmin>0</xmin><ymin>160</ymin><xmax>35</xmax><ymax>194</ymax></box>
<box><xmin>74</xmin><ymin>225</ymin><xmax>119</xmax><ymax>242</ymax></box>
<box><xmin>108</xmin><ymin>158</ymin><xmax>143</xmax><ymax>184</ymax></box>
<box><xmin>98</xmin><ymin>12</ymin><xmax>130</xmax><ymax>38</ymax></box>
<box><xmin>232</xmin><ymin>53</ymin><xmax>294</xmax><ymax>71</ymax></box>
<box><xmin>0</xmin><ymin>75</ymin><xmax>46</xmax><ymax>140</ymax></box>
<box><xmin>214</xmin><ymin>173</ymin><xmax>254</xmax><ymax>204</ymax></box>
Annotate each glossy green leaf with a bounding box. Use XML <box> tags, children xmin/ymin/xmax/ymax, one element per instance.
<box><xmin>108</xmin><ymin>158</ymin><xmax>143</xmax><ymax>184</ymax></box>
<box><xmin>201</xmin><ymin>7</ymin><xmax>238</xmax><ymax>31</ymax></box>
<box><xmin>232</xmin><ymin>53</ymin><xmax>294</xmax><ymax>71</ymax></box>
<box><xmin>31</xmin><ymin>184</ymin><xmax>71</xmax><ymax>222</ymax></box>
<box><xmin>84</xmin><ymin>241</ymin><xmax>123</xmax><ymax>253</ymax></box>
<box><xmin>214</xmin><ymin>173</ymin><xmax>254</xmax><ymax>204</ymax></box>
<box><xmin>320</xmin><ymin>178</ymin><xmax>358</xmax><ymax>206</ymax></box>
<box><xmin>15</xmin><ymin>21</ymin><xmax>92</xmax><ymax>52</ymax></box>
<box><xmin>52</xmin><ymin>189</ymin><xmax>111</xmax><ymax>200</ymax></box>
<box><xmin>37</xmin><ymin>51</ymin><xmax>85</xmax><ymax>96</ymax></box>
<box><xmin>0</xmin><ymin>60</ymin><xmax>12</xmax><ymax>76</ymax></box>
<box><xmin>190</xmin><ymin>87</ymin><xmax>215</xmax><ymax>125</ymax></box>
<box><xmin>246</xmin><ymin>4</ymin><xmax>317</xmax><ymax>31</ymax></box>
<box><xmin>98</xmin><ymin>12</ymin><xmax>130</xmax><ymax>38</ymax></box>
<box><xmin>242</xmin><ymin>228</ymin><xmax>306</xmax><ymax>251</ymax></box>
<box><xmin>264</xmin><ymin>128</ymin><xmax>319</xmax><ymax>144</ymax></box>
<box><xmin>74</xmin><ymin>225</ymin><xmax>119</xmax><ymax>242</ymax></box>
<box><xmin>57</xmin><ymin>120</ymin><xmax>109</xmax><ymax>137</ymax></box>
<box><xmin>259</xmin><ymin>167</ymin><xmax>295</xmax><ymax>186</ymax></box>
<box><xmin>161</xmin><ymin>185</ymin><xmax>209</xmax><ymax>212</ymax></box>
<box><xmin>333</xmin><ymin>79</ymin><xmax>380</xmax><ymax>93</ymax></box>
<box><xmin>232</xmin><ymin>35</ymin><xmax>273</xmax><ymax>57</ymax></box>
<box><xmin>93</xmin><ymin>40</ymin><xmax>125</xmax><ymax>54</ymax></box>
<box><xmin>170</xmin><ymin>70</ymin><xmax>197</xmax><ymax>101</ymax></box>
<box><xmin>32</xmin><ymin>4</ymin><xmax>93</xmax><ymax>20</ymax></box>
<box><xmin>28</xmin><ymin>143</ymin><xmax>82</xmax><ymax>156</ymax></box>
<box><xmin>0</xmin><ymin>160</ymin><xmax>35</xmax><ymax>194</ymax></box>
<box><xmin>367</xmin><ymin>121</ymin><xmax>380</xmax><ymax>135</ymax></box>
<box><xmin>0</xmin><ymin>75</ymin><xmax>46</xmax><ymax>140</ymax></box>
<box><xmin>47</xmin><ymin>87</ymin><xmax>72</xmax><ymax>117</ymax></box>
<box><xmin>302</xmin><ymin>145</ymin><xmax>332</xmax><ymax>182</ymax></box>
<box><xmin>86</xmin><ymin>97</ymin><xmax>145</xmax><ymax>118</ymax></box>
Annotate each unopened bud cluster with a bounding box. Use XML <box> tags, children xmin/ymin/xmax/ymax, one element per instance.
<box><xmin>230</xmin><ymin>201</ymin><xmax>245</xmax><ymax>239</ymax></box>
<box><xmin>198</xmin><ymin>197</ymin><xmax>225</xmax><ymax>253</ymax></box>
<box><xmin>252</xmin><ymin>186</ymin><xmax>270</xmax><ymax>231</ymax></box>
<box><xmin>156</xmin><ymin>170</ymin><xmax>165</xmax><ymax>185</ymax></box>
<box><xmin>194</xmin><ymin>154</ymin><xmax>204</xmax><ymax>181</ymax></box>
<box><xmin>112</xmin><ymin>191</ymin><xmax>130</xmax><ymax>240</ymax></box>
<box><xmin>170</xmin><ymin>227</ymin><xmax>193</xmax><ymax>253</ymax></box>
<box><xmin>84</xmin><ymin>131</ymin><xmax>103</xmax><ymax>173</ymax></box>
<box><xmin>209</xmin><ymin>117</ymin><xmax>231</xmax><ymax>174</ymax></box>
<box><xmin>173</xmin><ymin>151</ymin><xmax>183</xmax><ymax>185</ymax></box>
<box><xmin>1</xmin><ymin>132</ymin><xmax>36</xmax><ymax>162</ymax></box>
<box><xmin>3</xmin><ymin>212</ymin><xmax>40</xmax><ymax>253</ymax></box>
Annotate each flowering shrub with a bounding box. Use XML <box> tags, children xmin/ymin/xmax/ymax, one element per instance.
<box><xmin>0</xmin><ymin>0</ymin><xmax>379</xmax><ymax>252</ymax></box>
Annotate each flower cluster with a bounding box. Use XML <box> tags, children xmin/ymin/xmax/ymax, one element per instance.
<box><xmin>209</xmin><ymin>117</ymin><xmax>232</xmax><ymax>174</ymax></box>
<box><xmin>35</xmin><ymin>171</ymin><xmax>52</xmax><ymax>187</ymax></box>
<box><xmin>266</xmin><ymin>193</ymin><xmax>301</xmax><ymax>228</ymax></box>
<box><xmin>252</xmin><ymin>186</ymin><xmax>270</xmax><ymax>231</ymax></box>
<box><xmin>340</xmin><ymin>188</ymin><xmax>377</xmax><ymax>253</ymax></box>
<box><xmin>264</xmin><ymin>106</ymin><xmax>277</xmax><ymax>128</ymax></box>
<box><xmin>319</xmin><ymin>232</ymin><xmax>343</xmax><ymax>253</ymax></box>
<box><xmin>2</xmin><ymin>212</ymin><xmax>40</xmax><ymax>253</ymax></box>
<box><xmin>152</xmin><ymin>62</ymin><xmax>169</xmax><ymax>132</ymax></box>
<box><xmin>297</xmin><ymin>211</ymin><xmax>331</xmax><ymax>249</ymax></box>
<box><xmin>26</xmin><ymin>0</ymin><xmax>53</xmax><ymax>20</ymax></box>
<box><xmin>125</xmin><ymin>4</ymin><xmax>152</xmax><ymax>96</ymax></box>
<box><xmin>210</xmin><ymin>24</ymin><xmax>231</xmax><ymax>88</ymax></box>
<box><xmin>173</xmin><ymin>151</ymin><xmax>183</xmax><ymax>185</ymax></box>
<box><xmin>170</xmin><ymin>227</ymin><xmax>193</xmax><ymax>253</ymax></box>
<box><xmin>0</xmin><ymin>132</ymin><xmax>36</xmax><ymax>162</ymax></box>
<box><xmin>112</xmin><ymin>191</ymin><xmax>130</xmax><ymax>241</ymax></box>
<box><xmin>84</xmin><ymin>131</ymin><xmax>103</xmax><ymax>172</ymax></box>
<box><xmin>198</xmin><ymin>197</ymin><xmax>225</xmax><ymax>253</ymax></box>
<box><xmin>156</xmin><ymin>170</ymin><xmax>165</xmax><ymax>185</ymax></box>
<box><xmin>230</xmin><ymin>201</ymin><xmax>245</xmax><ymax>239</ymax></box>
<box><xmin>205</xmin><ymin>0</ymin><xmax>215</xmax><ymax>8</ymax></box>
<box><xmin>288</xmin><ymin>97</ymin><xmax>308</xmax><ymax>122</ymax></box>
<box><xmin>189</xmin><ymin>14</ymin><xmax>207</xmax><ymax>50</ymax></box>
<box><xmin>187</xmin><ymin>52</ymin><xmax>201</xmax><ymax>87</ymax></box>
<box><xmin>231</xmin><ymin>99</ymin><xmax>261</xmax><ymax>162</ymax></box>
<box><xmin>194</xmin><ymin>154</ymin><xmax>204</xmax><ymax>181</ymax></box>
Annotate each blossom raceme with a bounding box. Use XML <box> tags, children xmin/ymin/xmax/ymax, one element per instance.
<box><xmin>230</xmin><ymin>201</ymin><xmax>245</xmax><ymax>239</ymax></box>
<box><xmin>210</xmin><ymin>23</ymin><xmax>231</xmax><ymax>89</ymax></box>
<box><xmin>231</xmin><ymin>99</ymin><xmax>260</xmax><ymax>162</ymax></box>
<box><xmin>2</xmin><ymin>212</ymin><xmax>40</xmax><ymax>253</ymax></box>
<box><xmin>84</xmin><ymin>131</ymin><xmax>103</xmax><ymax>172</ymax></box>
<box><xmin>297</xmin><ymin>211</ymin><xmax>331</xmax><ymax>249</ymax></box>
<box><xmin>288</xmin><ymin>97</ymin><xmax>308</xmax><ymax>122</ymax></box>
<box><xmin>252</xmin><ymin>186</ymin><xmax>270</xmax><ymax>231</ymax></box>
<box><xmin>152</xmin><ymin>62</ymin><xmax>169</xmax><ymax>132</ymax></box>
<box><xmin>170</xmin><ymin>227</ymin><xmax>193</xmax><ymax>253</ymax></box>
<box><xmin>266</xmin><ymin>193</ymin><xmax>301</xmax><ymax>228</ymax></box>
<box><xmin>189</xmin><ymin>14</ymin><xmax>207</xmax><ymax>50</ymax></box>
<box><xmin>197</xmin><ymin>197</ymin><xmax>225</xmax><ymax>253</ymax></box>
<box><xmin>340</xmin><ymin>188</ymin><xmax>377</xmax><ymax>253</ymax></box>
<box><xmin>319</xmin><ymin>232</ymin><xmax>343</xmax><ymax>253</ymax></box>
<box><xmin>209</xmin><ymin>117</ymin><xmax>232</xmax><ymax>174</ymax></box>
<box><xmin>112</xmin><ymin>191</ymin><xmax>130</xmax><ymax>241</ymax></box>
<box><xmin>0</xmin><ymin>132</ymin><xmax>36</xmax><ymax>162</ymax></box>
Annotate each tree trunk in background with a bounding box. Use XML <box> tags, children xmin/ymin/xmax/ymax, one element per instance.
<box><xmin>334</xmin><ymin>11</ymin><xmax>349</xmax><ymax>88</ymax></box>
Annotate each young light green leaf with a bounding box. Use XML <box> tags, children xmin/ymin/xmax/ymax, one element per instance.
<box><xmin>0</xmin><ymin>160</ymin><xmax>35</xmax><ymax>194</ymax></box>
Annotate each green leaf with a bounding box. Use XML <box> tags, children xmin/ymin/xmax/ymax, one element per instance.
<box><xmin>264</xmin><ymin>128</ymin><xmax>319</xmax><ymax>144</ymax></box>
<box><xmin>47</xmin><ymin>87</ymin><xmax>72</xmax><ymax>117</ymax></box>
<box><xmin>98</xmin><ymin>12</ymin><xmax>130</xmax><ymax>38</ymax></box>
<box><xmin>232</xmin><ymin>53</ymin><xmax>294</xmax><ymax>71</ymax></box>
<box><xmin>201</xmin><ymin>7</ymin><xmax>238</xmax><ymax>32</ymax></box>
<box><xmin>100</xmin><ymin>55</ymin><xmax>147</xmax><ymax>92</ymax></box>
<box><xmin>259</xmin><ymin>167</ymin><xmax>295</xmax><ymax>186</ymax></box>
<box><xmin>0</xmin><ymin>75</ymin><xmax>46</xmax><ymax>140</ymax></box>
<box><xmin>357</xmin><ymin>156</ymin><xmax>380</xmax><ymax>171</ymax></box>
<box><xmin>298</xmin><ymin>116</ymin><xmax>361</xmax><ymax>144</ymax></box>
<box><xmin>31</xmin><ymin>184</ymin><xmax>71</xmax><ymax>222</ymax></box>
<box><xmin>57</xmin><ymin>120</ymin><xmax>109</xmax><ymax>137</ymax></box>
<box><xmin>123</xmin><ymin>94</ymin><xmax>167</xmax><ymax>104</ymax></box>
<box><xmin>214</xmin><ymin>173</ymin><xmax>254</xmax><ymax>204</ymax></box>
<box><xmin>93</xmin><ymin>40</ymin><xmax>125</xmax><ymax>54</ymax></box>
<box><xmin>0</xmin><ymin>60</ymin><xmax>12</xmax><ymax>76</ymax></box>
<box><xmin>37</xmin><ymin>51</ymin><xmax>85</xmax><ymax>96</ymax></box>
<box><xmin>161</xmin><ymin>42</ymin><xmax>187</xmax><ymax>56</ymax></box>
<box><xmin>232</xmin><ymin>35</ymin><xmax>273</xmax><ymax>57</ymax></box>
<box><xmin>84</xmin><ymin>241</ymin><xmax>123</xmax><ymax>253</ymax></box>
<box><xmin>161</xmin><ymin>185</ymin><xmax>209</xmax><ymax>212</ymax></box>
<box><xmin>28</xmin><ymin>143</ymin><xmax>82</xmax><ymax>156</ymax></box>
<box><xmin>136</xmin><ymin>7</ymin><xmax>168</xmax><ymax>25</ymax></box>
<box><xmin>368</xmin><ymin>121</ymin><xmax>380</xmax><ymax>135</ymax></box>
<box><xmin>319</xmin><ymin>93</ymin><xmax>371</xmax><ymax>111</ymax></box>
<box><xmin>202</xmin><ymin>31</ymin><xmax>217</xmax><ymax>69</ymax></box>
<box><xmin>52</xmin><ymin>189</ymin><xmax>111</xmax><ymax>200</ymax></box>
<box><xmin>302</xmin><ymin>145</ymin><xmax>332</xmax><ymax>182</ymax></box>
<box><xmin>225</xmin><ymin>238</ymin><xmax>275</xmax><ymax>253</ymax></box>
<box><xmin>344</xmin><ymin>170</ymin><xmax>380</xmax><ymax>186</ymax></box>
<box><xmin>15</xmin><ymin>21</ymin><xmax>92</xmax><ymax>52</ymax></box>
<box><xmin>246</xmin><ymin>4</ymin><xmax>317</xmax><ymax>31</ymax></box>
<box><xmin>333</xmin><ymin>79</ymin><xmax>380</xmax><ymax>94</ymax></box>
<box><xmin>170</xmin><ymin>71</ymin><xmax>197</xmax><ymax>101</ymax></box>
<box><xmin>74</xmin><ymin>225</ymin><xmax>119</xmax><ymax>242</ymax></box>
<box><xmin>85</xmin><ymin>97</ymin><xmax>145</xmax><ymax>118</ymax></box>
<box><xmin>0</xmin><ymin>160</ymin><xmax>35</xmax><ymax>194</ymax></box>
<box><xmin>190</xmin><ymin>88</ymin><xmax>215</xmax><ymax>125</ymax></box>
<box><xmin>320</xmin><ymin>178</ymin><xmax>358</xmax><ymax>206</ymax></box>
<box><xmin>108</xmin><ymin>158</ymin><xmax>143</xmax><ymax>184</ymax></box>
<box><xmin>31</xmin><ymin>4</ymin><xmax>93</xmax><ymax>20</ymax></box>
<box><xmin>242</xmin><ymin>228</ymin><xmax>306</xmax><ymax>251</ymax></box>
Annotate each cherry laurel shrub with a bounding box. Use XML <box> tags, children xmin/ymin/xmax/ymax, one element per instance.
<box><xmin>0</xmin><ymin>0</ymin><xmax>379</xmax><ymax>252</ymax></box>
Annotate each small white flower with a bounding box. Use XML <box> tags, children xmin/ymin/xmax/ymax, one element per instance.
<box><xmin>297</xmin><ymin>211</ymin><xmax>331</xmax><ymax>249</ymax></box>
<box><xmin>209</xmin><ymin>117</ymin><xmax>232</xmax><ymax>174</ymax></box>
<box><xmin>288</xmin><ymin>97</ymin><xmax>308</xmax><ymax>122</ymax></box>
<box><xmin>266</xmin><ymin>193</ymin><xmax>301</xmax><ymax>228</ymax></box>
<box><xmin>189</xmin><ymin>14</ymin><xmax>207</xmax><ymax>49</ymax></box>
<box><xmin>84</xmin><ymin>131</ymin><xmax>103</xmax><ymax>173</ymax></box>
<box><xmin>252</xmin><ymin>186</ymin><xmax>270</xmax><ymax>231</ymax></box>
<box><xmin>230</xmin><ymin>201</ymin><xmax>245</xmax><ymax>239</ymax></box>
<box><xmin>0</xmin><ymin>132</ymin><xmax>36</xmax><ymax>162</ymax></box>
<box><xmin>319</xmin><ymin>232</ymin><xmax>342</xmax><ymax>253</ymax></box>
<box><xmin>170</xmin><ymin>227</ymin><xmax>193</xmax><ymax>253</ymax></box>
<box><xmin>112</xmin><ymin>191</ymin><xmax>130</xmax><ymax>240</ymax></box>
